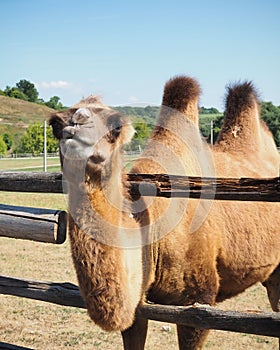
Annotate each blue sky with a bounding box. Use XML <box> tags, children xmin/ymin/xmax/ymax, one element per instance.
<box><xmin>0</xmin><ymin>0</ymin><xmax>279</xmax><ymax>110</ymax></box>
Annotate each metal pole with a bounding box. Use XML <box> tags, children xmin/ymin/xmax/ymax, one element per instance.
<box><xmin>210</xmin><ymin>120</ymin><xmax>214</xmax><ymax>145</ymax></box>
<box><xmin>43</xmin><ymin>120</ymin><xmax>47</xmax><ymax>172</ymax></box>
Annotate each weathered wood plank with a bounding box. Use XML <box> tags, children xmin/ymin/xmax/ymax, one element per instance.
<box><xmin>0</xmin><ymin>171</ymin><xmax>64</xmax><ymax>193</ymax></box>
<box><xmin>1</xmin><ymin>171</ymin><xmax>280</xmax><ymax>201</ymax></box>
<box><xmin>0</xmin><ymin>342</ymin><xmax>33</xmax><ymax>350</ymax></box>
<box><xmin>0</xmin><ymin>204</ymin><xmax>67</xmax><ymax>244</ymax></box>
<box><xmin>138</xmin><ymin>303</ymin><xmax>280</xmax><ymax>338</ymax></box>
<box><xmin>127</xmin><ymin>173</ymin><xmax>280</xmax><ymax>201</ymax></box>
<box><xmin>0</xmin><ymin>276</ymin><xmax>85</xmax><ymax>308</ymax></box>
<box><xmin>0</xmin><ymin>276</ymin><xmax>279</xmax><ymax>338</ymax></box>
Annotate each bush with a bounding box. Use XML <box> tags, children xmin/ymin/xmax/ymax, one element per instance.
<box><xmin>16</xmin><ymin>123</ymin><xmax>58</xmax><ymax>155</ymax></box>
<box><xmin>0</xmin><ymin>136</ymin><xmax>7</xmax><ymax>156</ymax></box>
<box><xmin>3</xmin><ymin>133</ymin><xmax>13</xmax><ymax>150</ymax></box>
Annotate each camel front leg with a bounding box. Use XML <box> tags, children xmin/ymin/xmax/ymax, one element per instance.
<box><xmin>177</xmin><ymin>325</ymin><xmax>209</xmax><ymax>350</ymax></box>
<box><xmin>121</xmin><ymin>317</ymin><xmax>148</xmax><ymax>350</ymax></box>
<box><xmin>263</xmin><ymin>265</ymin><xmax>280</xmax><ymax>349</ymax></box>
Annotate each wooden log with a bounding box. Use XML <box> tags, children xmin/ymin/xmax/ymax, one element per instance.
<box><xmin>0</xmin><ymin>276</ymin><xmax>85</xmax><ymax>309</ymax></box>
<box><xmin>0</xmin><ymin>276</ymin><xmax>279</xmax><ymax>338</ymax></box>
<box><xmin>0</xmin><ymin>342</ymin><xmax>33</xmax><ymax>350</ymax></box>
<box><xmin>138</xmin><ymin>303</ymin><xmax>280</xmax><ymax>338</ymax></box>
<box><xmin>0</xmin><ymin>204</ymin><xmax>67</xmax><ymax>244</ymax></box>
<box><xmin>1</xmin><ymin>171</ymin><xmax>280</xmax><ymax>202</ymax></box>
<box><xmin>0</xmin><ymin>171</ymin><xmax>64</xmax><ymax>193</ymax></box>
<box><xmin>127</xmin><ymin>173</ymin><xmax>280</xmax><ymax>202</ymax></box>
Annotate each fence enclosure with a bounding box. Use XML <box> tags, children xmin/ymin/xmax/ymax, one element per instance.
<box><xmin>0</xmin><ymin>171</ymin><xmax>280</xmax><ymax>349</ymax></box>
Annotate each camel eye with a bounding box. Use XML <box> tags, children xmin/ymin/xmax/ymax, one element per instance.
<box><xmin>108</xmin><ymin>125</ymin><xmax>122</xmax><ymax>143</ymax></box>
<box><xmin>114</xmin><ymin>125</ymin><xmax>122</xmax><ymax>133</ymax></box>
<box><xmin>107</xmin><ymin>114</ymin><xmax>123</xmax><ymax>143</ymax></box>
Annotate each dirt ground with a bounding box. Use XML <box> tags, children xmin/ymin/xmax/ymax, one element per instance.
<box><xmin>0</xmin><ymin>192</ymin><xmax>278</xmax><ymax>349</ymax></box>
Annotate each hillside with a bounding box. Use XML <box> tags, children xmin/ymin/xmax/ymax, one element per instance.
<box><xmin>0</xmin><ymin>95</ymin><xmax>56</xmax><ymax>147</ymax></box>
<box><xmin>0</xmin><ymin>95</ymin><xmax>55</xmax><ymax>121</ymax></box>
<box><xmin>0</xmin><ymin>95</ymin><xmax>224</xmax><ymax>153</ymax></box>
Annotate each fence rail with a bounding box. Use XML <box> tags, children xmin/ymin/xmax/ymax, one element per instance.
<box><xmin>0</xmin><ymin>204</ymin><xmax>67</xmax><ymax>244</ymax></box>
<box><xmin>0</xmin><ymin>275</ymin><xmax>279</xmax><ymax>338</ymax></box>
<box><xmin>0</xmin><ymin>171</ymin><xmax>280</xmax><ymax>201</ymax></box>
<box><xmin>0</xmin><ymin>153</ymin><xmax>59</xmax><ymax>159</ymax></box>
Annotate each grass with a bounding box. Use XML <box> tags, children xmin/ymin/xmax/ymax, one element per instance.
<box><xmin>0</xmin><ymin>156</ymin><xmax>61</xmax><ymax>171</ymax></box>
<box><xmin>0</xmin><ymin>158</ymin><xmax>278</xmax><ymax>349</ymax></box>
<box><xmin>0</xmin><ymin>95</ymin><xmax>54</xmax><ymax>120</ymax></box>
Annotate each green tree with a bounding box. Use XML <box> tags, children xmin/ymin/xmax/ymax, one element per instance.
<box><xmin>45</xmin><ymin>96</ymin><xmax>64</xmax><ymax>110</ymax></box>
<box><xmin>129</xmin><ymin>117</ymin><xmax>153</xmax><ymax>151</ymax></box>
<box><xmin>200</xmin><ymin>106</ymin><xmax>220</xmax><ymax>114</ymax></box>
<box><xmin>4</xmin><ymin>86</ymin><xmax>28</xmax><ymax>100</ymax></box>
<box><xmin>199</xmin><ymin>114</ymin><xmax>224</xmax><ymax>143</ymax></box>
<box><xmin>16</xmin><ymin>79</ymin><xmax>39</xmax><ymax>102</ymax></box>
<box><xmin>3</xmin><ymin>133</ymin><xmax>13</xmax><ymax>150</ymax></box>
<box><xmin>16</xmin><ymin>122</ymin><xmax>58</xmax><ymax>155</ymax></box>
<box><xmin>0</xmin><ymin>136</ymin><xmax>7</xmax><ymax>156</ymax></box>
<box><xmin>261</xmin><ymin>102</ymin><xmax>280</xmax><ymax>146</ymax></box>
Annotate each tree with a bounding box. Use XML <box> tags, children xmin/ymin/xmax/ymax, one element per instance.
<box><xmin>16</xmin><ymin>79</ymin><xmax>39</xmax><ymax>102</ymax></box>
<box><xmin>261</xmin><ymin>102</ymin><xmax>280</xmax><ymax>146</ymax></box>
<box><xmin>16</xmin><ymin>123</ymin><xmax>58</xmax><ymax>155</ymax></box>
<box><xmin>0</xmin><ymin>136</ymin><xmax>7</xmax><ymax>156</ymax></box>
<box><xmin>45</xmin><ymin>96</ymin><xmax>64</xmax><ymax>110</ymax></box>
<box><xmin>199</xmin><ymin>114</ymin><xmax>224</xmax><ymax>144</ymax></box>
<box><xmin>129</xmin><ymin>117</ymin><xmax>153</xmax><ymax>151</ymax></box>
<box><xmin>200</xmin><ymin>106</ymin><xmax>220</xmax><ymax>114</ymax></box>
<box><xmin>3</xmin><ymin>133</ymin><xmax>13</xmax><ymax>150</ymax></box>
<box><xmin>4</xmin><ymin>86</ymin><xmax>28</xmax><ymax>100</ymax></box>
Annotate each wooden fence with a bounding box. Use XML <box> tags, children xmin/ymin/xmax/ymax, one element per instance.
<box><xmin>0</xmin><ymin>171</ymin><xmax>280</xmax><ymax>349</ymax></box>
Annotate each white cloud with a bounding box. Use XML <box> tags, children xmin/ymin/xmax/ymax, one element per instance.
<box><xmin>37</xmin><ymin>81</ymin><xmax>71</xmax><ymax>89</ymax></box>
<box><xmin>128</xmin><ymin>96</ymin><xmax>139</xmax><ymax>103</ymax></box>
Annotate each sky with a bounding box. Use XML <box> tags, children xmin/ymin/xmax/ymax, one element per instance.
<box><xmin>0</xmin><ymin>0</ymin><xmax>279</xmax><ymax>110</ymax></box>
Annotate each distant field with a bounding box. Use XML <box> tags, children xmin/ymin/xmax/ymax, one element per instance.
<box><xmin>0</xmin><ymin>156</ymin><xmax>61</xmax><ymax>172</ymax></box>
<box><xmin>0</xmin><ymin>154</ymin><xmax>138</xmax><ymax>172</ymax></box>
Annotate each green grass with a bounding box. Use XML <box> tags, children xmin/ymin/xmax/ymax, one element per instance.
<box><xmin>0</xmin><ymin>156</ymin><xmax>61</xmax><ymax>171</ymax></box>
<box><xmin>0</xmin><ymin>155</ymin><xmax>137</xmax><ymax>172</ymax></box>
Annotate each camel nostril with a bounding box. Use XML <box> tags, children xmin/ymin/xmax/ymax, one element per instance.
<box><xmin>89</xmin><ymin>154</ymin><xmax>106</xmax><ymax>164</ymax></box>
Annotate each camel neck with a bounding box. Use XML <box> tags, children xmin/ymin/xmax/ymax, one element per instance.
<box><xmin>66</xmin><ymin>154</ymin><xmax>144</xmax><ymax>331</ymax></box>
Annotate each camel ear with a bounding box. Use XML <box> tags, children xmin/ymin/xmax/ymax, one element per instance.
<box><xmin>122</xmin><ymin>123</ymin><xmax>135</xmax><ymax>145</ymax></box>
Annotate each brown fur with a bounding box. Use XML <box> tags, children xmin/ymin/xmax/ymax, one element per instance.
<box><xmin>162</xmin><ymin>75</ymin><xmax>201</xmax><ymax>124</ymax></box>
<box><xmin>214</xmin><ymin>81</ymin><xmax>280</xmax><ymax>177</ymax></box>
<box><xmin>50</xmin><ymin>76</ymin><xmax>280</xmax><ymax>350</ymax></box>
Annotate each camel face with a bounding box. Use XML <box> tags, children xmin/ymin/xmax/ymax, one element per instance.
<box><xmin>50</xmin><ymin>102</ymin><xmax>135</xmax><ymax>170</ymax></box>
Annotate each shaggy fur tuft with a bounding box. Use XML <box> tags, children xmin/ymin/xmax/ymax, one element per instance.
<box><xmin>162</xmin><ymin>75</ymin><xmax>201</xmax><ymax>113</ymax></box>
<box><xmin>215</xmin><ymin>81</ymin><xmax>263</xmax><ymax>151</ymax></box>
<box><xmin>224</xmin><ymin>81</ymin><xmax>260</xmax><ymax>121</ymax></box>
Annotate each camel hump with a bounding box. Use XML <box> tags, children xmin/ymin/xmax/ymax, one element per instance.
<box><xmin>215</xmin><ymin>80</ymin><xmax>262</xmax><ymax>151</ymax></box>
<box><xmin>225</xmin><ymin>81</ymin><xmax>259</xmax><ymax>120</ymax></box>
<box><xmin>162</xmin><ymin>76</ymin><xmax>201</xmax><ymax>122</ymax></box>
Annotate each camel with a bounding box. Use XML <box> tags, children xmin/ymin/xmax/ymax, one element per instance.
<box><xmin>49</xmin><ymin>76</ymin><xmax>280</xmax><ymax>350</ymax></box>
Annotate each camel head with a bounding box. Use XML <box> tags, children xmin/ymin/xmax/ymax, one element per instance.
<box><xmin>49</xmin><ymin>96</ymin><xmax>135</xmax><ymax>178</ymax></box>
